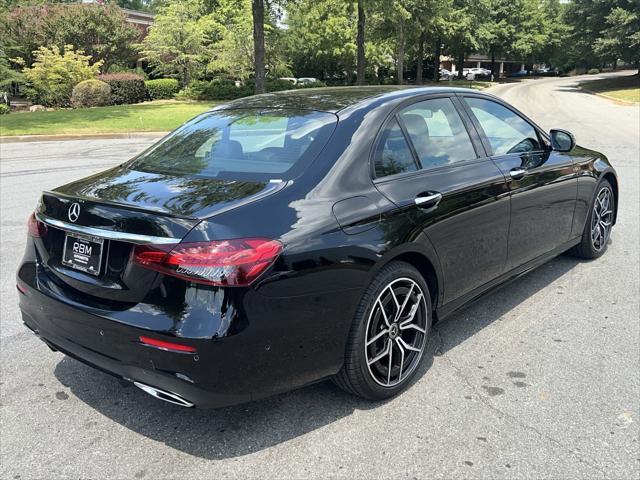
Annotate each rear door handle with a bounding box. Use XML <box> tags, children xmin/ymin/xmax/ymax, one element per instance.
<box><xmin>414</xmin><ymin>192</ymin><xmax>442</xmax><ymax>208</ymax></box>
<box><xmin>509</xmin><ymin>168</ymin><xmax>527</xmax><ymax>180</ymax></box>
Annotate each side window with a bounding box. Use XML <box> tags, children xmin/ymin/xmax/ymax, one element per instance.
<box><xmin>374</xmin><ymin>118</ymin><xmax>418</xmax><ymax>178</ymax></box>
<box><xmin>465</xmin><ymin>97</ymin><xmax>542</xmax><ymax>156</ymax></box>
<box><xmin>398</xmin><ymin>98</ymin><xmax>477</xmax><ymax>169</ymax></box>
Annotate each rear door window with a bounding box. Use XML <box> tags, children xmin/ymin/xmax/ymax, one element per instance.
<box><xmin>398</xmin><ymin>98</ymin><xmax>478</xmax><ymax>169</ymax></box>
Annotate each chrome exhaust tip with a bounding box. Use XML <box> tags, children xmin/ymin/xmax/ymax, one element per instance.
<box><xmin>133</xmin><ymin>382</ymin><xmax>195</xmax><ymax>407</ymax></box>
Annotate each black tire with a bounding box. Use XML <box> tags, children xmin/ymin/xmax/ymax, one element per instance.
<box><xmin>570</xmin><ymin>179</ymin><xmax>615</xmax><ymax>259</ymax></box>
<box><xmin>333</xmin><ymin>261</ymin><xmax>432</xmax><ymax>400</ymax></box>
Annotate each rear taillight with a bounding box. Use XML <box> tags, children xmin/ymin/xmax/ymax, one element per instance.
<box><xmin>27</xmin><ymin>212</ymin><xmax>46</xmax><ymax>237</ymax></box>
<box><xmin>132</xmin><ymin>238</ymin><xmax>282</xmax><ymax>287</ymax></box>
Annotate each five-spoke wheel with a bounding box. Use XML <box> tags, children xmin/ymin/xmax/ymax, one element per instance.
<box><xmin>365</xmin><ymin>278</ymin><xmax>428</xmax><ymax>387</ymax></box>
<box><xmin>591</xmin><ymin>185</ymin><xmax>614</xmax><ymax>252</ymax></box>
<box><xmin>571</xmin><ymin>179</ymin><xmax>615</xmax><ymax>259</ymax></box>
<box><xmin>334</xmin><ymin>261</ymin><xmax>432</xmax><ymax>400</ymax></box>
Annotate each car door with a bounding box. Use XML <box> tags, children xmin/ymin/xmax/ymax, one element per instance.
<box><xmin>460</xmin><ymin>95</ymin><xmax>577</xmax><ymax>270</ymax></box>
<box><xmin>373</xmin><ymin>95</ymin><xmax>511</xmax><ymax>304</ymax></box>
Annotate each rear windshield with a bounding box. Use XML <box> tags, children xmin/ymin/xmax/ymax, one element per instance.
<box><xmin>129</xmin><ymin>109</ymin><xmax>337</xmax><ymax>180</ymax></box>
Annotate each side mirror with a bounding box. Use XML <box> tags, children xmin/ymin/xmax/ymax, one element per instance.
<box><xmin>550</xmin><ymin>129</ymin><xmax>575</xmax><ymax>152</ymax></box>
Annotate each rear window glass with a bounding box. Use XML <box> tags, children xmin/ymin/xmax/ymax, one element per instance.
<box><xmin>129</xmin><ymin>109</ymin><xmax>337</xmax><ymax>180</ymax></box>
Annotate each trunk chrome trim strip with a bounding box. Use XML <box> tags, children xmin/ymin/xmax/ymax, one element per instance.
<box><xmin>35</xmin><ymin>213</ymin><xmax>180</xmax><ymax>245</ymax></box>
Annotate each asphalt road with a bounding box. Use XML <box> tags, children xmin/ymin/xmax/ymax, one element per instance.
<box><xmin>1</xmin><ymin>73</ymin><xmax>638</xmax><ymax>479</ymax></box>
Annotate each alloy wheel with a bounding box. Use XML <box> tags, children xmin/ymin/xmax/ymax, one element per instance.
<box><xmin>591</xmin><ymin>186</ymin><xmax>614</xmax><ymax>252</ymax></box>
<box><xmin>364</xmin><ymin>278</ymin><xmax>428</xmax><ymax>387</ymax></box>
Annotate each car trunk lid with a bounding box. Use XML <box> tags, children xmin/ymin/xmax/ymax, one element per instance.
<box><xmin>34</xmin><ymin>166</ymin><xmax>283</xmax><ymax>304</ymax></box>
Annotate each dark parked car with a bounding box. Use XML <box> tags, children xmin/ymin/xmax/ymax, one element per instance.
<box><xmin>533</xmin><ymin>67</ymin><xmax>560</xmax><ymax>77</ymax></box>
<box><xmin>17</xmin><ymin>87</ymin><xmax>618</xmax><ymax>408</ymax></box>
<box><xmin>508</xmin><ymin>69</ymin><xmax>530</xmax><ymax>78</ymax></box>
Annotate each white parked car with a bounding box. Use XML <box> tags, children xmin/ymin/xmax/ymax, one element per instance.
<box><xmin>296</xmin><ymin>77</ymin><xmax>320</xmax><ymax>85</ymax></box>
<box><xmin>279</xmin><ymin>77</ymin><xmax>298</xmax><ymax>85</ymax></box>
<box><xmin>465</xmin><ymin>67</ymin><xmax>492</xmax><ymax>79</ymax></box>
<box><xmin>439</xmin><ymin>69</ymin><xmax>454</xmax><ymax>80</ymax></box>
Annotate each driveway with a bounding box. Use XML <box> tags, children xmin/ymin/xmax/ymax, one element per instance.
<box><xmin>1</xmin><ymin>74</ymin><xmax>638</xmax><ymax>479</ymax></box>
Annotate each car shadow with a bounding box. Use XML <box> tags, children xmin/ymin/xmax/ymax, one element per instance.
<box><xmin>54</xmin><ymin>253</ymin><xmax>581</xmax><ymax>460</ymax></box>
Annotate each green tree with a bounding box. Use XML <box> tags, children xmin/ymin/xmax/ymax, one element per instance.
<box><xmin>595</xmin><ymin>5</ymin><xmax>640</xmax><ymax>72</ymax></box>
<box><xmin>405</xmin><ymin>0</ymin><xmax>451</xmax><ymax>83</ymax></box>
<box><xmin>4</xmin><ymin>4</ymin><xmax>138</xmax><ymax>71</ymax></box>
<box><xmin>139</xmin><ymin>0</ymin><xmax>210</xmax><ymax>87</ymax></box>
<box><xmin>380</xmin><ymin>1</ymin><xmax>412</xmax><ymax>84</ymax></box>
<box><xmin>285</xmin><ymin>0</ymin><xmax>357</xmax><ymax>81</ymax></box>
<box><xmin>18</xmin><ymin>45</ymin><xmax>102</xmax><ymax>107</ymax></box>
<box><xmin>561</xmin><ymin>0</ymin><xmax>637</xmax><ymax>71</ymax></box>
<box><xmin>444</xmin><ymin>0</ymin><xmax>491</xmax><ymax>79</ymax></box>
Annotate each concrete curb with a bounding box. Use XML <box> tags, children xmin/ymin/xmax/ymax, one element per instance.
<box><xmin>0</xmin><ymin>131</ymin><xmax>168</xmax><ymax>144</ymax></box>
<box><xmin>578</xmin><ymin>86</ymin><xmax>637</xmax><ymax>106</ymax></box>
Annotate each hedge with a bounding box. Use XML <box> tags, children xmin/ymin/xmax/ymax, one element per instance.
<box><xmin>71</xmin><ymin>79</ymin><xmax>111</xmax><ymax>108</ymax></box>
<box><xmin>201</xmin><ymin>79</ymin><xmax>251</xmax><ymax>100</ymax></box>
<box><xmin>197</xmin><ymin>78</ymin><xmax>323</xmax><ymax>101</ymax></box>
<box><xmin>145</xmin><ymin>78</ymin><xmax>179</xmax><ymax>100</ymax></box>
<box><xmin>98</xmin><ymin>73</ymin><xmax>147</xmax><ymax>105</ymax></box>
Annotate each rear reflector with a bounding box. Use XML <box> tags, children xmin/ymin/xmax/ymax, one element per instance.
<box><xmin>132</xmin><ymin>238</ymin><xmax>282</xmax><ymax>287</ymax></box>
<box><xmin>27</xmin><ymin>212</ymin><xmax>46</xmax><ymax>237</ymax></box>
<box><xmin>139</xmin><ymin>336</ymin><xmax>197</xmax><ymax>353</ymax></box>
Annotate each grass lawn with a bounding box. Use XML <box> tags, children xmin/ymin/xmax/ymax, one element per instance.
<box><xmin>0</xmin><ymin>83</ymin><xmax>496</xmax><ymax>137</ymax></box>
<box><xmin>0</xmin><ymin>100</ymin><xmax>215</xmax><ymax>137</ymax></box>
<box><xmin>580</xmin><ymin>74</ymin><xmax>640</xmax><ymax>103</ymax></box>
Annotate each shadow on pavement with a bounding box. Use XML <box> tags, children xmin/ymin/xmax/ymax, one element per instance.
<box><xmin>54</xmin><ymin>253</ymin><xmax>581</xmax><ymax>460</ymax></box>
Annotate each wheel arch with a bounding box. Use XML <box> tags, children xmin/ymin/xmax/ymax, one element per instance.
<box><xmin>369</xmin><ymin>245</ymin><xmax>443</xmax><ymax>319</ymax></box>
<box><xmin>601</xmin><ymin>171</ymin><xmax>619</xmax><ymax>225</ymax></box>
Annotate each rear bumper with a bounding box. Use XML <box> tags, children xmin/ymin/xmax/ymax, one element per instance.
<box><xmin>19</xmin><ymin>286</ymin><xmax>250</xmax><ymax>408</ymax></box>
<box><xmin>17</xmin><ymin>260</ymin><xmax>360</xmax><ymax>408</ymax></box>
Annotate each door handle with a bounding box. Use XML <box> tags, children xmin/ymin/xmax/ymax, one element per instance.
<box><xmin>509</xmin><ymin>168</ymin><xmax>527</xmax><ymax>180</ymax></box>
<box><xmin>414</xmin><ymin>192</ymin><xmax>442</xmax><ymax>208</ymax></box>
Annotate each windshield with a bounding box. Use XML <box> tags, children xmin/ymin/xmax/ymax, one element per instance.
<box><xmin>129</xmin><ymin>109</ymin><xmax>337</xmax><ymax>180</ymax></box>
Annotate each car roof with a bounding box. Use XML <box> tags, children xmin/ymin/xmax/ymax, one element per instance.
<box><xmin>212</xmin><ymin>86</ymin><xmax>482</xmax><ymax>114</ymax></box>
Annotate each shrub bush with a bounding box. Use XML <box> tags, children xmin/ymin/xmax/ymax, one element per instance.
<box><xmin>197</xmin><ymin>78</ymin><xmax>327</xmax><ymax>101</ymax></box>
<box><xmin>145</xmin><ymin>78</ymin><xmax>179</xmax><ymax>100</ymax></box>
<box><xmin>19</xmin><ymin>45</ymin><xmax>102</xmax><ymax>107</ymax></box>
<box><xmin>200</xmin><ymin>79</ymin><xmax>250</xmax><ymax>100</ymax></box>
<box><xmin>71</xmin><ymin>79</ymin><xmax>111</xmax><ymax>108</ymax></box>
<box><xmin>98</xmin><ymin>73</ymin><xmax>147</xmax><ymax>105</ymax></box>
<box><xmin>175</xmin><ymin>80</ymin><xmax>209</xmax><ymax>100</ymax></box>
<box><xmin>588</xmin><ymin>68</ymin><xmax>600</xmax><ymax>74</ymax></box>
<box><xmin>267</xmin><ymin>79</ymin><xmax>297</xmax><ymax>92</ymax></box>
<box><xmin>295</xmin><ymin>80</ymin><xmax>327</xmax><ymax>89</ymax></box>
<box><xmin>0</xmin><ymin>103</ymin><xmax>9</xmax><ymax>115</ymax></box>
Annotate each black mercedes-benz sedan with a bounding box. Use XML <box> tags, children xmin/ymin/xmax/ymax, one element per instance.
<box><xmin>17</xmin><ymin>87</ymin><xmax>618</xmax><ymax>408</ymax></box>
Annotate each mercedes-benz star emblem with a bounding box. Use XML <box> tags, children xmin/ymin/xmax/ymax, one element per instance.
<box><xmin>68</xmin><ymin>202</ymin><xmax>81</xmax><ymax>223</ymax></box>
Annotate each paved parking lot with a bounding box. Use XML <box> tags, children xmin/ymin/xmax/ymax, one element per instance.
<box><xmin>1</xmin><ymin>73</ymin><xmax>638</xmax><ymax>479</ymax></box>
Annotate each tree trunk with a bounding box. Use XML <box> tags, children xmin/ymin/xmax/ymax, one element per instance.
<box><xmin>356</xmin><ymin>0</ymin><xmax>366</xmax><ymax>86</ymax></box>
<box><xmin>396</xmin><ymin>19</ymin><xmax>404</xmax><ymax>85</ymax></box>
<box><xmin>182</xmin><ymin>63</ymin><xmax>189</xmax><ymax>89</ymax></box>
<box><xmin>416</xmin><ymin>31</ymin><xmax>424</xmax><ymax>85</ymax></box>
<box><xmin>433</xmin><ymin>37</ymin><xmax>441</xmax><ymax>82</ymax></box>
<box><xmin>457</xmin><ymin>52</ymin><xmax>465</xmax><ymax>79</ymax></box>
<box><xmin>252</xmin><ymin>0</ymin><xmax>266</xmax><ymax>94</ymax></box>
<box><xmin>490</xmin><ymin>51</ymin><xmax>496</xmax><ymax>79</ymax></box>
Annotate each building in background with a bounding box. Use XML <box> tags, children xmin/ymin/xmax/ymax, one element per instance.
<box><xmin>441</xmin><ymin>54</ymin><xmax>530</xmax><ymax>77</ymax></box>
